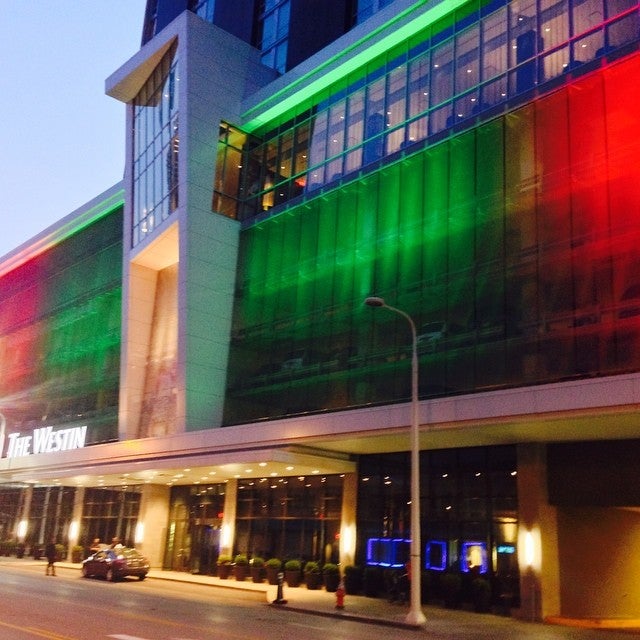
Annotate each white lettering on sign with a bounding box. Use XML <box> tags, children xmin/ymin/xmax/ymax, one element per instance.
<box><xmin>5</xmin><ymin>425</ymin><xmax>87</xmax><ymax>458</ymax></box>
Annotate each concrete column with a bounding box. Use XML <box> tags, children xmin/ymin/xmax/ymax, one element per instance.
<box><xmin>68</xmin><ymin>487</ymin><xmax>85</xmax><ymax>560</ymax></box>
<box><xmin>516</xmin><ymin>443</ymin><xmax>560</xmax><ymax>622</ymax></box>
<box><xmin>220</xmin><ymin>479</ymin><xmax>238</xmax><ymax>557</ymax></box>
<box><xmin>138</xmin><ymin>484</ymin><xmax>171</xmax><ymax>569</ymax></box>
<box><xmin>18</xmin><ymin>486</ymin><xmax>32</xmax><ymax>544</ymax></box>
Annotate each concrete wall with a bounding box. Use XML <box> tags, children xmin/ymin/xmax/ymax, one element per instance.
<box><xmin>558</xmin><ymin>506</ymin><xmax>640</xmax><ymax>619</ymax></box>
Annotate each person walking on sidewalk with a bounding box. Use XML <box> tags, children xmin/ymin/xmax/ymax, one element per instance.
<box><xmin>45</xmin><ymin>538</ymin><xmax>57</xmax><ymax>576</ymax></box>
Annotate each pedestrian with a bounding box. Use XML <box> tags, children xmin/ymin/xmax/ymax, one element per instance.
<box><xmin>45</xmin><ymin>538</ymin><xmax>57</xmax><ymax>576</ymax></box>
<box><xmin>90</xmin><ymin>537</ymin><xmax>102</xmax><ymax>554</ymax></box>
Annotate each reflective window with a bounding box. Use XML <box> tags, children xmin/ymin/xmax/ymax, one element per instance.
<box><xmin>225</xmin><ymin>53</ymin><xmax>640</xmax><ymax>424</ymax></box>
<box><xmin>216</xmin><ymin>0</ymin><xmax>638</xmax><ymax>221</ymax></box>
<box><xmin>258</xmin><ymin>0</ymin><xmax>290</xmax><ymax>74</ymax></box>
<box><xmin>132</xmin><ymin>43</ymin><xmax>179</xmax><ymax>247</ymax></box>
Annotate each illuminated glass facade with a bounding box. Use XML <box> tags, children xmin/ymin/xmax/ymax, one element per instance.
<box><xmin>1</xmin><ymin>0</ymin><xmax>640</xmax><ymax>621</ymax></box>
<box><xmin>215</xmin><ymin>0</ymin><xmax>640</xmax><ymax>220</ymax></box>
<box><xmin>0</xmin><ymin>208</ymin><xmax>123</xmax><ymax>444</ymax></box>
<box><xmin>225</xmin><ymin>47</ymin><xmax>640</xmax><ymax>423</ymax></box>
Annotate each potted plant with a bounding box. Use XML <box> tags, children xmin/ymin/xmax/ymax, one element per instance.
<box><xmin>250</xmin><ymin>556</ymin><xmax>265</xmax><ymax>583</ymax></box>
<box><xmin>363</xmin><ymin>566</ymin><xmax>383</xmax><ymax>597</ymax></box>
<box><xmin>441</xmin><ymin>571</ymin><xmax>462</xmax><ymax>609</ymax></box>
<box><xmin>217</xmin><ymin>554</ymin><xmax>232</xmax><ymax>579</ymax></box>
<box><xmin>265</xmin><ymin>557</ymin><xmax>282</xmax><ymax>585</ymax></box>
<box><xmin>472</xmin><ymin>576</ymin><xmax>492</xmax><ymax>613</ymax></box>
<box><xmin>71</xmin><ymin>544</ymin><xmax>84</xmax><ymax>563</ymax></box>
<box><xmin>234</xmin><ymin>553</ymin><xmax>249</xmax><ymax>581</ymax></box>
<box><xmin>55</xmin><ymin>544</ymin><xmax>66</xmax><ymax>561</ymax></box>
<box><xmin>304</xmin><ymin>561</ymin><xmax>322</xmax><ymax>590</ymax></box>
<box><xmin>344</xmin><ymin>565</ymin><xmax>363</xmax><ymax>595</ymax></box>
<box><xmin>322</xmin><ymin>562</ymin><xmax>341</xmax><ymax>592</ymax></box>
<box><xmin>284</xmin><ymin>559</ymin><xmax>302</xmax><ymax>587</ymax></box>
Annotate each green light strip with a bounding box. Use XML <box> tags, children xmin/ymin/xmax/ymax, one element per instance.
<box><xmin>0</xmin><ymin>188</ymin><xmax>124</xmax><ymax>278</ymax></box>
<box><xmin>242</xmin><ymin>0</ymin><xmax>468</xmax><ymax>132</ymax></box>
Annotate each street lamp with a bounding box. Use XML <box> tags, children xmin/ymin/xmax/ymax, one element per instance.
<box><xmin>364</xmin><ymin>296</ymin><xmax>426</xmax><ymax>627</ymax></box>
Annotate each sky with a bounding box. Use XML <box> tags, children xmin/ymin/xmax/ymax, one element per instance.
<box><xmin>0</xmin><ymin>1</ymin><xmax>148</xmax><ymax>258</ymax></box>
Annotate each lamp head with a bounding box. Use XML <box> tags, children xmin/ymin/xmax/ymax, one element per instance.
<box><xmin>364</xmin><ymin>296</ymin><xmax>386</xmax><ymax>308</ymax></box>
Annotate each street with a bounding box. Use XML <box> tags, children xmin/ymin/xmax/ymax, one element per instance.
<box><xmin>0</xmin><ymin>563</ymin><xmax>638</xmax><ymax>639</ymax></box>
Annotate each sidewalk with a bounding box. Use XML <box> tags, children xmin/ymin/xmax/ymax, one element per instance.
<box><xmin>5</xmin><ymin>557</ymin><xmax>640</xmax><ymax>633</ymax></box>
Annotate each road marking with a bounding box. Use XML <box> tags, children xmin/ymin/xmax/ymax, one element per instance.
<box><xmin>109</xmin><ymin>637</ymin><xmax>200</xmax><ymax>640</ymax></box>
<box><xmin>0</xmin><ymin>619</ymin><xmax>74</xmax><ymax>640</ymax></box>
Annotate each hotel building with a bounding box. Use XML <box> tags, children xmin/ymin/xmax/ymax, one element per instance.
<box><xmin>2</xmin><ymin>0</ymin><xmax>640</xmax><ymax>623</ymax></box>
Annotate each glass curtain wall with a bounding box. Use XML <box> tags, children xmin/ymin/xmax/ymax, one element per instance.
<box><xmin>235</xmin><ymin>474</ymin><xmax>343</xmax><ymax>564</ymax></box>
<box><xmin>26</xmin><ymin>486</ymin><xmax>75</xmax><ymax>551</ymax></box>
<box><xmin>0</xmin><ymin>211</ymin><xmax>123</xmax><ymax>444</ymax></box>
<box><xmin>80</xmin><ymin>487</ymin><xmax>142</xmax><ymax>551</ymax></box>
<box><xmin>132</xmin><ymin>42</ymin><xmax>179</xmax><ymax>247</ymax></box>
<box><xmin>0</xmin><ymin>487</ymin><xmax>25</xmax><ymax>545</ymax></box>
<box><xmin>219</xmin><ymin>0</ymin><xmax>639</xmax><ymax>220</ymax></box>
<box><xmin>358</xmin><ymin>446</ymin><xmax>518</xmax><ymax>597</ymax></box>
<box><xmin>224</xmin><ymin>51</ymin><xmax>640</xmax><ymax>424</ymax></box>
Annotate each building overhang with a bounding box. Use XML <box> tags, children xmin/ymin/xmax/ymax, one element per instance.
<box><xmin>106</xmin><ymin>24</ymin><xmax>178</xmax><ymax>103</ymax></box>
<box><xmin>1</xmin><ymin>373</ymin><xmax>639</xmax><ymax>489</ymax></box>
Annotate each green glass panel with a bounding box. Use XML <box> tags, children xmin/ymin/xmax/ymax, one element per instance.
<box><xmin>396</xmin><ymin>153</ymin><xmax>424</xmax><ymax>317</ymax></box>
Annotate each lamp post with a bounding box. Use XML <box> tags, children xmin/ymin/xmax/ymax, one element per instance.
<box><xmin>364</xmin><ymin>296</ymin><xmax>426</xmax><ymax>627</ymax></box>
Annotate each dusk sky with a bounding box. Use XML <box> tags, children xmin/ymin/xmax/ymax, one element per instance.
<box><xmin>0</xmin><ymin>2</ymin><xmax>147</xmax><ymax>258</ymax></box>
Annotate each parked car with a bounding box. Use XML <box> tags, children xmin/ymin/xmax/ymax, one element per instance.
<box><xmin>416</xmin><ymin>321</ymin><xmax>447</xmax><ymax>352</ymax></box>
<box><xmin>81</xmin><ymin>547</ymin><xmax>150</xmax><ymax>581</ymax></box>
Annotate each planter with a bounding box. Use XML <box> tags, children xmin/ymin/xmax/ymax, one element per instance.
<box><xmin>343</xmin><ymin>565</ymin><xmax>363</xmax><ymax>595</ymax></box>
<box><xmin>234</xmin><ymin>564</ymin><xmax>249</xmax><ymax>581</ymax></box>
<box><xmin>71</xmin><ymin>546</ymin><xmax>84</xmax><ymax>563</ymax></box>
<box><xmin>265</xmin><ymin>559</ymin><xmax>282</xmax><ymax>585</ymax></box>
<box><xmin>305</xmin><ymin>572</ymin><xmax>322</xmax><ymax>590</ymax></box>
<box><xmin>284</xmin><ymin>560</ymin><xmax>302</xmax><ymax>587</ymax></box>
<box><xmin>285</xmin><ymin>569</ymin><xmax>301</xmax><ymax>587</ymax></box>
<box><xmin>441</xmin><ymin>573</ymin><xmax>462</xmax><ymax>609</ymax></box>
<box><xmin>323</xmin><ymin>572</ymin><xmax>341</xmax><ymax>592</ymax></box>
<box><xmin>472</xmin><ymin>577</ymin><xmax>492</xmax><ymax>613</ymax></box>
<box><xmin>251</xmin><ymin>566</ymin><xmax>264</xmax><ymax>583</ymax></box>
<box><xmin>363</xmin><ymin>566</ymin><xmax>383</xmax><ymax>597</ymax></box>
<box><xmin>217</xmin><ymin>563</ymin><xmax>232</xmax><ymax>579</ymax></box>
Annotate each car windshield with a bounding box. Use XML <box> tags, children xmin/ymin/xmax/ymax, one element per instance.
<box><xmin>420</xmin><ymin>323</ymin><xmax>444</xmax><ymax>334</ymax></box>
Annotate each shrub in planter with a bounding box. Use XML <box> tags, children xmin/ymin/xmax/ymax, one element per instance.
<box><xmin>3</xmin><ymin>540</ymin><xmax>16</xmax><ymax>556</ymax></box>
<box><xmin>217</xmin><ymin>554</ymin><xmax>232</xmax><ymax>579</ymax></box>
<box><xmin>472</xmin><ymin>576</ymin><xmax>492</xmax><ymax>613</ymax></box>
<box><xmin>284</xmin><ymin>559</ymin><xmax>302</xmax><ymax>587</ymax></box>
<box><xmin>304</xmin><ymin>561</ymin><xmax>322</xmax><ymax>590</ymax></box>
<box><xmin>250</xmin><ymin>556</ymin><xmax>265</xmax><ymax>583</ymax></box>
<box><xmin>71</xmin><ymin>545</ymin><xmax>85</xmax><ymax>563</ymax></box>
<box><xmin>265</xmin><ymin>558</ymin><xmax>282</xmax><ymax>585</ymax></box>
<box><xmin>363</xmin><ymin>566</ymin><xmax>384</xmax><ymax>597</ymax></box>
<box><xmin>234</xmin><ymin>554</ymin><xmax>249</xmax><ymax>581</ymax></box>
<box><xmin>343</xmin><ymin>565</ymin><xmax>363</xmax><ymax>595</ymax></box>
<box><xmin>441</xmin><ymin>572</ymin><xmax>462</xmax><ymax>609</ymax></box>
<box><xmin>16</xmin><ymin>543</ymin><xmax>25</xmax><ymax>559</ymax></box>
<box><xmin>421</xmin><ymin>569</ymin><xmax>432</xmax><ymax>603</ymax></box>
<box><xmin>55</xmin><ymin>544</ymin><xmax>66</xmax><ymax>561</ymax></box>
<box><xmin>322</xmin><ymin>562</ymin><xmax>341</xmax><ymax>592</ymax></box>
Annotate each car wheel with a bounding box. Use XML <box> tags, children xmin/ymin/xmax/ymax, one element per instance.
<box><xmin>81</xmin><ymin>565</ymin><xmax>90</xmax><ymax>578</ymax></box>
<box><xmin>138</xmin><ymin>574</ymin><xmax>146</xmax><ymax>581</ymax></box>
<box><xmin>106</xmin><ymin>568</ymin><xmax>114</xmax><ymax>582</ymax></box>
